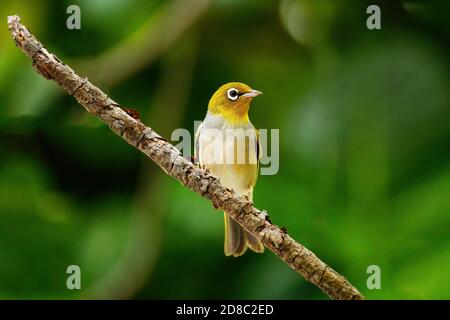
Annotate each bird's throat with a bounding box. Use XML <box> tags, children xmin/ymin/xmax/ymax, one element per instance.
<box><xmin>209</xmin><ymin>102</ymin><xmax>250</xmax><ymax>125</ymax></box>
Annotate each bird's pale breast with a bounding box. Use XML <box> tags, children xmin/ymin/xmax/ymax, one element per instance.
<box><xmin>195</xmin><ymin>113</ymin><xmax>259</xmax><ymax>198</ymax></box>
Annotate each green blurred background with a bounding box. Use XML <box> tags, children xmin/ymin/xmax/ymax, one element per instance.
<box><xmin>0</xmin><ymin>0</ymin><xmax>449</xmax><ymax>299</ymax></box>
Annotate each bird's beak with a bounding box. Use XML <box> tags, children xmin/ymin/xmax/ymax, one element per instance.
<box><xmin>241</xmin><ymin>89</ymin><xmax>262</xmax><ymax>98</ymax></box>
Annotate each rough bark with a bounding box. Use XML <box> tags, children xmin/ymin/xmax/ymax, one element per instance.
<box><xmin>7</xmin><ymin>15</ymin><xmax>364</xmax><ymax>300</ymax></box>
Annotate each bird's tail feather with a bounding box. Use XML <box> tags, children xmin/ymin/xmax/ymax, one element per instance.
<box><xmin>224</xmin><ymin>213</ymin><xmax>264</xmax><ymax>257</ymax></box>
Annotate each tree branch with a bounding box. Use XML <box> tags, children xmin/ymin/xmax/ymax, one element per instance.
<box><xmin>7</xmin><ymin>15</ymin><xmax>363</xmax><ymax>300</ymax></box>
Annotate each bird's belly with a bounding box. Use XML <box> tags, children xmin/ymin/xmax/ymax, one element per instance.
<box><xmin>207</xmin><ymin>163</ymin><xmax>257</xmax><ymax>196</ymax></box>
<box><xmin>197</xmin><ymin>122</ymin><xmax>259</xmax><ymax>198</ymax></box>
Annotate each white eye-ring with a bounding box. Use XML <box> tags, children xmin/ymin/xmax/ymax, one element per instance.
<box><xmin>227</xmin><ymin>88</ymin><xmax>239</xmax><ymax>101</ymax></box>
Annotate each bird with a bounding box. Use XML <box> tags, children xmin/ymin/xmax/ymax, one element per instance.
<box><xmin>195</xmin><ymin>82</ymin><xmax>264</xmax><ymax>257</ymax></box>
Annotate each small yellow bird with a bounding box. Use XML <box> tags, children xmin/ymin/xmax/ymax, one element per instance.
<box><xmin>195</xmin><ymin>82</ymin><xmax>264</xmax><ymax>257</ymax></box>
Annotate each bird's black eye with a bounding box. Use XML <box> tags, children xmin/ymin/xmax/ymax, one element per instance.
<box><xmin>227</xmin><ymin>88</ymin><xmax>239</xmax><ymax>101</ymax></box>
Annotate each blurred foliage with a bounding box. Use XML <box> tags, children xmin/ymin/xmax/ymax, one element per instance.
<box><xmin>0</xmin><ymin>0</ymin><xmax>449</xmax><ymax>299</ymax></box>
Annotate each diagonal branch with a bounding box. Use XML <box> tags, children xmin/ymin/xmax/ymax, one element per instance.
<box><xmin>7</xmin><ymin>15</ymin><xmax>364</xmax><ymax>300</ymax></box>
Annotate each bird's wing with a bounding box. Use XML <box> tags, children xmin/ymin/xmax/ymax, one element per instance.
<box><xmin>194</xmin><ymin>121</ymin><xmax>203</xmax><ymax>163</ymax></box>
<box><xmin>256</xmin><ymin>128</ymin><xmax>261</xmax><ymax>164</ymax></box>
<box><xmin>244</xmin><ymin>124</ymin><xmax>260</xmax><ymax>192</ymax></box>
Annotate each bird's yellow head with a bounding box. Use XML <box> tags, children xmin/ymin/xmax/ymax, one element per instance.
<box><xmin>208</xmin><ymin>82</ymin><xmax>262</xmax><ymax>124</ymax></box>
